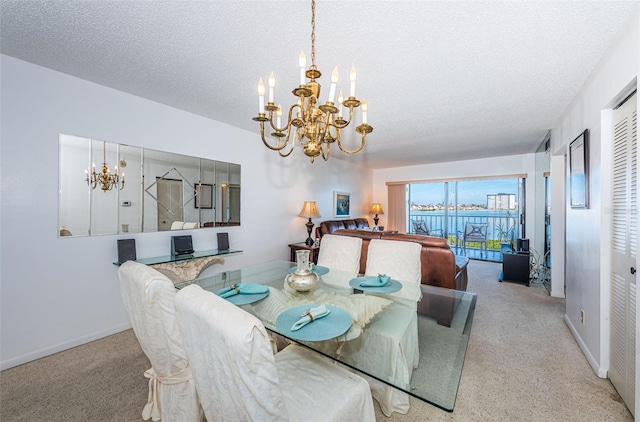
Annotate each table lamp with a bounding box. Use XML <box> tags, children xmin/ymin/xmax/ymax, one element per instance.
<box><xmin>298</xmin><ymin>201</ymin><xmax>321</xmax><ymax>246</ymax></box>
<box><xmin>369</xmin><ymin>203</ymin><xmax>384</xmax><ymax>226</ymax></box>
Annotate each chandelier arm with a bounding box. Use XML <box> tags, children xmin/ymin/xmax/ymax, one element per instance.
<box><xmin>321</xmin><ymin>110</ymin><xmax>333</xmax><ymax>142</ymax></box>
<box><xmin>278</xmin><ymin>140</ymin><xmax>296</xmax><ymax>157</ymax></box>
<box><xmin>276</xmin><ymin>128</ymin><xmax>297</xmax><ymax>157</ymax></box>
<box><xmin>288</xmin><ymin>103</ymin><xmax>305</xmax><ymax>128</ymax></box>
<box><xmin>259</xmin><ymin>122</ymin><xmax>292</xmax><ymax>152</ymax></box>
<box><xmin>320</xmin><ymin>141</ymin><xmax>331</xmax><ymax>161</ymax></box>
<box><xmin>337</xmin><ymin>131</ymin><xmax>367</xmax><ymax>155</ymax></box>
<box><xmin>267</xmin><ymin>111</ymin><xmax>292</xmax><ymax>134</ymax></box>
<box><xmin>346</xmin><ymin>105</ymin><xmax>356</xmax><ymax>126</ymax></box>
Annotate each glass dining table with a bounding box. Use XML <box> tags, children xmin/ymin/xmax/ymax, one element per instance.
<box><xmin>174</xmin><ymin>260</ymin><xmax>477</xmax><ymax>412</ymax></box>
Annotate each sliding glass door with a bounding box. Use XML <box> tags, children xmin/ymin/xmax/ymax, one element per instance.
<box><xmin>408</xmin><ymin>177</ymin><xmax>524</xmax><ymax>262</ymax></box>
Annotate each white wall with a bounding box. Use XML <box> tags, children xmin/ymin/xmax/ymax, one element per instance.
<box><xmin>372</xmin><ymin>153</ymin><xmax>539</xmax><ymax>249</ymax></box>
<box><xmin>0</xmin><ymin>55</ymin><xmax>372</xmax><ymax>369</ymax></box>
<box><xmin>550</xmin><ymin>8</ymin><xmax>639</xmax><ymax>377</ymax></box>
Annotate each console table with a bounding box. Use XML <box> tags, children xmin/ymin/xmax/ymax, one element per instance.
<box><xmin>114</xmin><ymin>248</ymin><xmax>242</xmax><ymax>283</ymax></box>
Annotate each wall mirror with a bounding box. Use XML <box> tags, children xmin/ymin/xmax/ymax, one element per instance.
<box><xmin>58</xmin><ymin>134</ymin><xmax>241</xmax><ymax>237</ymax></box>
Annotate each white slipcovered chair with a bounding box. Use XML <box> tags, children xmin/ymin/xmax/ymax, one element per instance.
<box><xmin>117</xmin><ymin>261</ymin><xmax>203</xmax><ymax>422</ymax></box>
<box><xmin>174</xmin><ymin>284</ymin><xmax>376</xmax><ymax>422</ymax></box>
<box><xmin>182</xmin><ymin>222</ymin><xmax>199</xmax><ymax>229</ymax></box>
<box><xmin>341</xmin><ymin>239</ymin><xmax>422</xmax><ymax>416</ymax></box>
<box><xmin>316</xmin><ymin>234</ymin><xmax>363</xmax><ymax>273</ymax></box>
<box><xmin>170</xmin><ymin>221</ymin><xmax>184</xmax><ymax>230</ymax></box>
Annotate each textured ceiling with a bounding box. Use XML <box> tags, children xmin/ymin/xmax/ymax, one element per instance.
<box><xmin>1</xmin><ymin>1</ymin><xmax>638</xmax><ymax>169</ymax></box>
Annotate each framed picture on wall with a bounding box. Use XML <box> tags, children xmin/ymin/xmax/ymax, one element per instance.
<box><xmin>569</xmin><ymin>129</ymin><xmax>589</xmax><ymax>209</ymax></box>
<box><xmin>195</xmin><ymin>183</ymin><xmax>213</xmax><ymax>209</ymax></box>
<box><xmin>333</xmin><ymin>191</ymin><xmax>351</xmax><ymax>218</ymax></box>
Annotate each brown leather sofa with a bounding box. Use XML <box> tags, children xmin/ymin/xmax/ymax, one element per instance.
<box><xmin>330</xmin><ymin>228</ymin><xmax>470</xmax><ymax>327</ymax></box>
<box><xmin>315</xmin><ymin>218</ymin><xmax>370</xmax><ymax>239</ymax></box>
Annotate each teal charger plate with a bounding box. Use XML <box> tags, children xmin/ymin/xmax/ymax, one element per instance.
<box><xmin>276</xmin><ymin>304</ymin><xmax>352</xmax><ymax>342</ymax></box>
<box><xmin>214</xmin><ymin>287</ymin><xmax>269</xmax><ymax>306</ymax></box>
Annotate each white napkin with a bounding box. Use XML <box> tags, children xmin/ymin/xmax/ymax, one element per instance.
<box><xmin>291</xmin><ymin>304</ymin><xmax>331</xmax><ymax>331</ymax></box>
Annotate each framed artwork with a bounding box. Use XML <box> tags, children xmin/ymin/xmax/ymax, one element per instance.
<box><xmin>333</xmin><ymin>191</ymin><xmax>351</xmax><ymax>218</ymax></box>
<box><xmin>195</xmin><ymin>183</ymin><xmax>213</xmax><ymax>209</ymax></box>
<box><xmin>569</xmin><ymin>129</ymin><xmax>589</xmax><ymax>208</ymax></box>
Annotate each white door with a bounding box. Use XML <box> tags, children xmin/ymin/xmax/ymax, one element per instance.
<box><xmin>610</xmin><ymin>92</ymin><xmax>637</xmax><ymax>416</ymax></box>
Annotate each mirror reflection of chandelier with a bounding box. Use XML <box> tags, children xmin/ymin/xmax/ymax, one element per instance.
<box><xmin>85</xmin><ymin>141</ymin><xmax>125</xmax><ymax>191</ymax></box>
<box><xmin>252</xmin><ymin>0</ymin><xmax>373</xmax><ymax>163</ymax></box>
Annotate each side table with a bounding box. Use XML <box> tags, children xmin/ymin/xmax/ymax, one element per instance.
<box><xmin>288</xmin><ymin>242</ymin><xmax>320</xmax><ymax>264</ymax></box>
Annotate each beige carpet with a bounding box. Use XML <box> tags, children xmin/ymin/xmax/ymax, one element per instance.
<box><xmin>0</xmin><ymin>260</ymin><xmax>633</xmax><ymax>421</ymax></box>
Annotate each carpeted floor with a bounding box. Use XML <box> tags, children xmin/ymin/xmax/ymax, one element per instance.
<box><xmin>0</xmin><ymin>260</ymin><xmax>633</xmax><ymax>421</ymax></box>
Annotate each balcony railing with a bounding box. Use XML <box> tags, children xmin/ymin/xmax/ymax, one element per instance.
<box><xmin>409</xmin><ymin>211</ymin><xmax>518</xmax><ymax>261</ymax></box>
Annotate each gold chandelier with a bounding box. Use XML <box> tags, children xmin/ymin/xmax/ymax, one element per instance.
<box><xmin>252</xmin><ymin>0</ymin><xmax>373</xmax><ymax>163</ymax></box>
<box><xmin>85</xmin><ymin>141</ymin><xmax>125</xmax><ymax>191</ymax></box>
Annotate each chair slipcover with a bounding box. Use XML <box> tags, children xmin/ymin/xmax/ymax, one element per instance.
<box><xmin>341</xmin><ymin>239</ymin><xmax>422</xmax><ymax>416</ymax></box>
<box><xmin>118</xmin><ymin>261</ymin><xmax>203</xmax><ymax>422</ymax></box>
<box><xmin>316</xmin><ymin>234</ymin><xmax>363</xmax><ymax>273</ymax></box>
<box><xmin>170</xmin><ymin>221</ymin><xmax>184</xmax><ymax>230</ymax></box>
<box><xmin>175</xmin><ymin>284</ymin><xmax>375</xmax><ymax>422</ymax></box>
<box><xmin>182</xmin><ymin>222</ymin><xmax>198</xmax><ymax>229</ymax></box>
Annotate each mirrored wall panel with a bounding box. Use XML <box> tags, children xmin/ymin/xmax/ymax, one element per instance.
<box><xmin>58</xmin><ymin>134</ymin><xmax>241</xmax><ymax>237</ymax></box>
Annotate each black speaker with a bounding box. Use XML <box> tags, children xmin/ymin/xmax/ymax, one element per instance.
<box><xmin>517</xmin><ymin>238</ymin><xmax>530</xmax><ymax>252</ymax></box>
<box><xmin>217</xmin><ymin>232</ymin><xmax>229</xmax><ymax>250</ymax></box>
<box><xmin>117</xmin><ymin>239</ymin><xmax>137</xmax><ymax>264</ymax></box>
<box><xmin>171</xmin><ymin>235</ymin><xmax>194</xmax><ymax>256</ymax></box>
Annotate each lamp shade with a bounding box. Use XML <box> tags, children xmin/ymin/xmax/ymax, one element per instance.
<box><xmin>298</xmin><ymin>201</ymin><xmax>321</xmax><ymax>219</ymax></box>
<box><xmin>369</xmin><ymin>203</ymin><xmax>384</xmax><ymax>215</ymax></box>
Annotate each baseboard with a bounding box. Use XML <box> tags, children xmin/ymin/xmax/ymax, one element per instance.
<box><xmin>564</xmin><ymin>315</ymin><xmax>608</xmax><ymax>378</ymax></box>
<box><xmin>0</xmin><ymin>322</ymin><xmax>132</xmax><ymax>371</ymax></box>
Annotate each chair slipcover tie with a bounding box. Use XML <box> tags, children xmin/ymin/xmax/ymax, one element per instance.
<box><xmin>142</xmin><ymin>366</ymin><xmax>194</xmax><ymax>421</ymax></box>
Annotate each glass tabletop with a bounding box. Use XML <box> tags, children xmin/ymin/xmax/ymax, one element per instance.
<box><xmin>175</xmin><ymin>260</ymin><xmax>476</xmax><ymax>412</ymax></box>
<box><xmin>114</xmin><ymin>248</ymin><xmax>242</xmax><ymax>266</ymax></box>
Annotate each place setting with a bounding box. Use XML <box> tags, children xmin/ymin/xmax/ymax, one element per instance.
<box><xmin>348</xmin><ymin>273</ymin><xmax>403</xmax><ymax>293</ymax></box>
<box><xmin>275</xmin><ymin>303</ymin><xmax>352</xmax><ymax>342</ymax></box>
<box><xmin>214</xmin><ymin>283</ymin><xmax>270</xmax><ymax>306</ymax></box>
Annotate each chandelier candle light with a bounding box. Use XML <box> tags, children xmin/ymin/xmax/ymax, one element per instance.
<box><xmin>253</xmin><ymin>0</ymin><xmax>373</xmax><ymax>163</ymax></box>
<box><xmin>85</xmin><ymin>141</ymin><xmax>125</xmax><ymax>191</ymax></box>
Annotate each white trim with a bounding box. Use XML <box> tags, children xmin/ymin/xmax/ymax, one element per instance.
<box><xmin>564</xmin><ymin>315</ymin><xmax>608</xmax><ymax>378</ymax></box>
<box><xmin>0</xmin><ymin>323</ymin><xmax>132</xmax><ymax>371</ymax></box>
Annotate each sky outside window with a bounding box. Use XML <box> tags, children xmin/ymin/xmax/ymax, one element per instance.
<box><xmin>410</xmin><ymin>179</ymin><xmax>518</xmax><ymax>208</ymax></box>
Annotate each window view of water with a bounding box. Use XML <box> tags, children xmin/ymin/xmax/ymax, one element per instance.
<box><xmin>408</xmin><ymin>179</ymin><xmax>523</xmax><ymax>261</ymax></box>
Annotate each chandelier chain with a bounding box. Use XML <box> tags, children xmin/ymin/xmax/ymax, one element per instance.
<box><xmin>310</xmin><ymin>0</ymin><xmax>315</xmax><ymax>67</ymax></box>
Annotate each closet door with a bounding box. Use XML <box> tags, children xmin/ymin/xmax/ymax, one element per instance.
<box><xmin>610</xmin><ymin>92</ymin><xmax>637</xmax><ymax>416</ymax></box>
